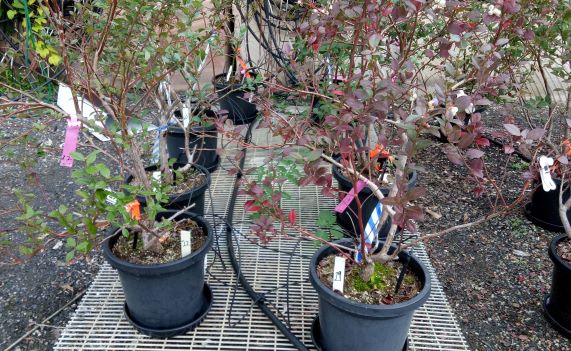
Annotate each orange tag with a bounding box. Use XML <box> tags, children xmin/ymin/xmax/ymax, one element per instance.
<box><xmin>563</xmin><ymin>139</ymin><xmax>571</xmax><ymax>156</ymax></box>
<box><xmin>236</xmin><ymin>48</ymin><xmax>251</xmax><ymax>79</ymax></box>
<box><xmin>125</xmin><ymin>200</ymin><xmax>141</xmax><ymax>220</ymax></box>
<box><xmin>370</xmin><ymin>144</ymin><xmax>390</xmax><ymax>159</ymax></box>
<box><xmin>370</xmin><ymin>144</ymin><xmax>391</xmax><ymax>171</ymax></box>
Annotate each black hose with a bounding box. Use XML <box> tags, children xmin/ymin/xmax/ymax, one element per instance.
<box><xmin>224</xmin><ymin>120</ymin><xmax>309</xmax><ymax>351</ymax></box>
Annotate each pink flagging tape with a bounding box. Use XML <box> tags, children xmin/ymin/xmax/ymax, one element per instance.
<box><xmin>60</xmin><ymin>115</ymin><xmax>81</xmax><ymax>167</ymax></box>
<box><xmin>335</xmin><ymin>180</ymin><xmax>365</xmax><ymax>213</ymax></box>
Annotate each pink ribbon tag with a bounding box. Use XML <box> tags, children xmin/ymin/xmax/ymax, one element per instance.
<box><xmin>335</xmin><ymin>180</ymin><xmax>366</xmax><ymax>213</ymax></box>
<box><xmin>60</xmin><ymin>115</ymin><xmax>81</xmax><ymax>167</ymax></box>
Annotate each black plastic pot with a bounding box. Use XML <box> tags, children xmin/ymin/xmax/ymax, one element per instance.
<box><xmin>166</xmin><ymin>123</ymin><xmax>220</xmax><ymax>173</ymax></box>
<box><xmin>543</xmin><ymin>234</ymin><xmax>571</xmax><ymax>339</ymax></box>
<box><xmin>332</xmin><ymin>164</ymin><xmax>417</xmax><ymax>235</ymax></box>
<box><xmin>102</xmin><ymin>210</ymin><xmax>213</xmax><ymax>338</ymax></box>
<box><xmin>525</xmin><ymin>180</ymin><xmax>571</xmax><ymax>233</ymax></box>
<box><xmin>125</xmin><ymin>163</ymin><xmax>210</xmax><ymax>215</ymax></box>
<box><xmin>436</xmin><ymin>106</ymin><xmax>486</xmax><ymax>143</ymax></box>
<box><xmin>309</xmin><ymin>239</ymin><xmax>431</xmax><ymax>351</ymax></box>
<box><xmin>213</xmin><ymin>73</ymin><xmax>258</xmax><ymax>125</ymax></box>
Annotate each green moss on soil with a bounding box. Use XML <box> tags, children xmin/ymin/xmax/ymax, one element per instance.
<box><xmin>317</xmin><ymin>253</ymin><xmax>422</xmax><ymax>305</ymax></box>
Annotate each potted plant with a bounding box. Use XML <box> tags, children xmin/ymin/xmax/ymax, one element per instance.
<box><xmin>502</xmin><ymin>0</ymin><xmax>571</xmax><ymax>337</ymax></box>
<box><xmin>213</xmin><ymin>66</ymin><xmax>260</xmax><ymax>125</ymax></box>
<box><xmin>0</xmin><ymin>0</ymin><xmax>232</xmax><ymax>337</ymax></box>
<box><xmin>233</xmin><ymin>0</ymin><xmax>537</xmax><ymax>349</ymax></box>
<box><xmin>165</xmin><ymin>99</ymin><xmax>221</xmax><ymax>172</ymax></box>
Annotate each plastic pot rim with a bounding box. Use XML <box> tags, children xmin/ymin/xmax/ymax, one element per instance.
<box><xmin>102</xmin><ymin>210</ymin><xmax>213</xmax><ymax>276</ymax></box>
<box><xmin>213</xmin><ymin>72</ymin><xmax>258</xmax><ymax>92</ymax></box>
<box><xmin>166</xmin><ymin>123</ymin><xmax>217</xmax><ymax>136</ymax></box>
<box><xmin>549</xmin><ymin>234</ymin><xmax>571</xmax><ymax>271</ymax></box>
<box><xmin>125</xmin><ymin>163</ymin><xmax>211</xmax><ymax>203</ymax></box>
<box><xmin>309</xmin><ymin>238</ymin><xmax>431</xmax><ymax>318</ymax></box>
<box><xmin>332</xmin><ymin>163</ymin><xmax>417</xmax><ymax>194</ymax></box>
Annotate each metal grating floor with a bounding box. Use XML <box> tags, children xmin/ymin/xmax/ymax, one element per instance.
<box><xmin>54</xmin><ymin>128</ymin><xmax>470</xmax><ymax>350</ymax></box>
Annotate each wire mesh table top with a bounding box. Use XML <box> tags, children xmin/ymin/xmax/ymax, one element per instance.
<box><xmin>55</xmin><ymin>128</ymin><xmax>470</xmax><ymax>350</ymax></box>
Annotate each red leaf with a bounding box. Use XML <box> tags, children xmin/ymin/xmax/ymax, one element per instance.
<box><xmin>504</xmin><ymin>144</ymin><xmax>515</xmax><ymax>154</ymax></box>
<box><xmin>472</xmin><ymin>185</ymin><xmax>485</xmax><ymax>197</ymax></box>
<box><xmin>445</xmin><ymin>148</ymin><xmax>464</xmax><ymax>165</ymax></box>
<box><xmin>475</xmin><ymin>137</ymin><xmax>490</xmax><ymax>147</ymax></box>
<box><xmin>288</xmin><ymin>209</ymin><xmax>297</xmax><ymax>225</ymax></box>
<box><xmin>447</xmin><ymin>21</ymin><xmax>464</xmax><ymax>35</ymax></box>
<box><xmin>526</xmin><ymin>128</ymin><xmax>545</xmax><ymax>141</ymax></box>
<box><xmin>469</xmin><ymin>159</ymin><xmax>484</xmax><ymax>178</ymax></box>
<box><xmin>244</xmin><ymin>200</ymin><xmax>261</xmax><ymax>212</ymax></box>
<box><xmin>503</xmin><ymin>123</ymin><xmax>520</xmax><ymax>136</ymax></box>
<box><xmin>466</xmin><ymin>148</ymin><xmax>484</xmax><ymax>159</ymax></box>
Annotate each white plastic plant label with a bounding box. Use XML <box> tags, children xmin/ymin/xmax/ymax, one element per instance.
<box><xmin>180</xmin><ymin>230</ymin><xmax>192</xmax><ymax>257</ymax></box>
<box><xmin>152</xmin><ymin>171</ymin><xmax>161</xmax><ymax>183</ymax></box>
<box><xmin>539</xmin><ymin>156</ymin><xmax>556</xmax><ymax>192</ymax></box>
<box><xmin>204</xmin><ymin>254</ymin><xmax>208</xmax><ymax>275</ymax></box>
<box><xmin>152</xmin><ymin>171</ymin><xmax>161</xmax><ymax>192</ymax></box>
<box><xmin>332</xmin><ymin>256</ymin><xmax>346</xmax><ymax>294</ymax></box>
<box><xmin>105</xmin><ymin>194</ymin><xmax>117</xmax><ymax>206</ymax></box>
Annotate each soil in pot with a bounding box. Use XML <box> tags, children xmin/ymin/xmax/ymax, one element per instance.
<box><xmin>127</xmin><ymin>164</ymin><xmax>209</xmax><ymax>214</ymax></box>
<box><xmin>317</xmin><ymin>253</ymin><xmax>422</xmax><ymax>305</ymax></box>
<box><xmin>309</xmin><ymin>239</ymin><xmax>431</xmax><ymax>351</ymax></box>
<box><xmin>544</xmin><ymin>234</ymin><xmax>571</xmax><ymax>339</ymax></box>
<box><xmin>112</xmin><ymin>218</ymin><xmax>207</xmax><ymax>265</ymax></box>
<box><xmin>556</xmin><ymin>239</ymin><xmax>571</xmax><ymax>264</ymax></box>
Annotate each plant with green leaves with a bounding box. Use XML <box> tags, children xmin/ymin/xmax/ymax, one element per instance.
<box><xmin>0</xmin><ymin>0</ymin><xmax>232</xmax><ymax>262</ymax></box>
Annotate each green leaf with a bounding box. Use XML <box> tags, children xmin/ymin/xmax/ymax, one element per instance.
<box><xmin>7</xmin><ymin>10</ymin><xmax>17</xmax><ymax>19</ymax></box>
<box><xmin>70</xmin><ymin>151</ymin><xmax>85</xmax><ymax>161</ymax></box>
<box><xmin>317</xmin><ymin>210</ymin><xmax>336</xmax><ymax>227</ymax></box>
<box><xmin>66</xmin><ymin>237</ymin><xmax>76</xmax><ymax>248</ymax></box>
<box><xmin>85</xmin><ymin>151</ymin><xmax>99</xmax><ymax>165</ymax></box>
<box><xmin>330</xmin><ymin>225</ymin><xmax>344</xmax><ymax>240</ymax></box>
<box><xmin>85</xmin><ymin>219</ymin><xmax>97</xmax><ymax>236</ymax></box>
<box><xmin>19</xmin><ymin>246</ymin><xmax>33</xmax><ymax>256</ymax></box>
<box><xmin>65</xmin><ymin>250</ymin><xmax>75</xmax><ymax>262</ymax></box>
<box><xmin>48</xmin><ymin>54</ymin><xmax>62</xmax><ymax>66</ymax></box>
<box><xmin>76</xmin><ymin>241</ymin><xmax>91</xmax><ymax>253</ymax></box>
<box><xmin>12</xmin><ymin>0</ymin><xmax>24</xmax><ymax>9</ymax></box>
<box><xmin>98</xmin><ymin>164</ymin><xmax>111</xmax><ymax>178</ymax></box>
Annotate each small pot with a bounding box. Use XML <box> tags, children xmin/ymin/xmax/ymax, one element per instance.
<box><xmin>525</xmin><ymin>180</ymin><xmax>571</xmax><ymax>232</ymax></box>
<box><xmin>544</xmin><ymin>234</ymin><xmax>571</xmax><ymax>339</ymax></box>
<box><xmin>436</xmin><ymin>106</ymin><xmax>486</xmax><ymax>143</ymax></box>
<box><xmin>102</xmin><ymin>210</ymin><xmax>213</xmax><ymax>338</ymax></box>
<box><xmin>309</xmin><ymin>239</ymin><xmax>431</xmax><ymax>351</ymax></box>
<box><xmin>213</xmin><ymin>73</ymin><xmax>258</xmax><ymax>125</ymax></box>
<box><xmin>166</xmin><ymin>123</ymin><xmax>219</xmax><ymax>173</ymax></box>
<box><xmin>332</xmin><ymin>164</ymin><xmax>417</xmax><ymax>235</ymax></box>
<box><xmin>125</xmin><ymin>163</ymin><xmax>210</xmax><ymax>215</ymax></box>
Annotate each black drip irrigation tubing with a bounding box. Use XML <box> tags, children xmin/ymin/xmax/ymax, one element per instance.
<box><xmin>224</xmin><ymin>120</ymin><xmax>309</xmax><ymax>351</ymax></box>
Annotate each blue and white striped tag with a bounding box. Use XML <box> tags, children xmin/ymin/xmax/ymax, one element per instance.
<box><xmin>355</xmin><ymin>202</ymin><xmax>383</xmax><ymax>263</ymax></box>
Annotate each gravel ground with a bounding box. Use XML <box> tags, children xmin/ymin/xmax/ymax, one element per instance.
<box><xmin>2</xmin><ymin>106</ymin><xmax>570</xmax><ymax>350</ymax></box>
<box><xmin>418</xmin><ymin>108</ymin><xmax>571</xmax><ymax>350</ymax></box>
<box><xmin>0</xmin><ymin>116</ymin><xmax>102</xmax><ymax>351</ymax></box>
